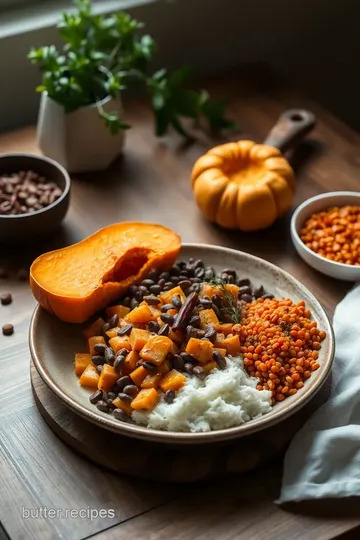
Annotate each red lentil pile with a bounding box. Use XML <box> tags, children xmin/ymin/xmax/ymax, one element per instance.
<box><xmin>233</xmin><ymin>297</ymin><xmax>326</xmax><ymax>405</ymax></box>
<box><xmin>300</xmin><ymin>205</ymin><xmax>360</xmax><ymax>265</ymax></box>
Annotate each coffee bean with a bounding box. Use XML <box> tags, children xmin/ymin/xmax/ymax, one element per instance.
<box><xmin>105</xmin><ymin>347</ymin><xmax>115</xmax><ymax>365</ymax></box>
<box><xmin>239</xmin><ymin>286</ymin><xmax>252</xmax><ymax>296</ymax></box>
<box><xmin>211</xmin><ymin>294</ymin><xmax>223</xmax><ymax>308</ymax></box>
<box><xmin>118</xmin><ymin>324</ymin><xmax>133</xmax><ymax>336</ymax></box>
<box><xmin>116</xmin><ymin>348</ymin><xmax>129</xmax><ymax>358</ymax></box>
<box><xmin>191</xmin><ymin>277</ymin><xmax>202</xmax><ymax>284</ymax></box>
<box><xmin>163</xmin><ymin>282</ymin><xmax>174</xmax><ymax>291</ymax></box>
<box><xmin>107</xmin><ymin>313</ymin><xmax>119</xmax><ymax>328</ymax></box>
<box><xmin>118</xmin><ymin>392</ymin><xmax>133</xmax><ymax>404</ymax></box>
<box><xmin>89</xmin><ymin>390</ymin><xmax>103</xmax><ymax>404</ymax></box>
<box><xmin>161</xmin><ymin>313</ymin><xmax>174</xmax><ymax>325</ymax></box>
<box><xmin>213</xmin><ymin>350</ymin><xmax>226</xmax><ymax>369</ymax></box>
<box><xmin>184</xmin><ymin>363</ymin><xmax>193</xmax><ymax>374</ymax></box>
<box><xmin>177</xmin><ymin>261</ymin><xmax>187</xmax><ymax>270</ymax></box>
<box><xmin>170</xmin><ymin>276</ymin><xmax>179</xmax><ymax>284</ymax></box>
<box><xmin>237</xmin><ymin>278</ymin><xmax>250</xmax><ymax>287</ymax></box>
<box><xmin>193</xmin><ymin>366</ymin><xmax>206</xmax><ymax>380</ymax></box>
<box><xmin>194</xmin><ymin>267</ymin><xmax>205</xmax><ymax>278</ymax></box>
<box><xmin>262</xmin><ymin>293</ymin><xmax>274</xmax><ymax>299</ymax></box>
<box><xmin>122</xmin><ymin>296</ymin><xmax>131</xmax><ymax>307</ymax></box>
<box><xmin>157</xmin><ymin>278</ymin><xmax>166</xmax><ymax>288</ymax></box>
<box><xmin>0</xmin><ymin>293</ymin><xmax>12</xmax><ymax>306</ymax></box>
<box><xmin>240</xmin><ymin>293</ymin><xmax>253</xmax><ymax>303</ymax></box>
<box><xmin>117</xmin><ymin>375</ymin><xmax>132</xmax><ymax>389</ymax></box>
<box><xmin>149</xmin><ymin>284</ymin><xmax>161</xmax><ymax>295</ymax></box>
<box><xmin>123</xmin><ymin>385</ymin><xmax>139</xmax><ymax>397</ymax></box>
<box><xmin>212</xmin><ymin>304</ymin><xmax>221</xmax><ymax>319</ymax></box>
<box><xmin>204</xmin><ymin>324</ymin><xmax>217</xmax><ymax>342</ymax></box>
<box><xmin>93</xmin><ymin>343</ymin><xmax>106</xmax><ymax>355</ymax></box>
<box><xmin>161</xmin><ymin>303</ymin><xmax>173</xmax><ymax>313</ymax></box>
<box><xmin>148</xmin><ymin>320</ymin><xmax>160</xmax><ymax>333</ymax></box>
<box><xmin>223</xmin><ymin>268</ymin><xmax>237</xmax><ymax>277</ymax></box>
<box><xmin>128</xmin><ymin>285</ymin><xmax>138</xmax><ymax>297</ymax></box>
<box><xmin>200</xmin><ymin>298</ymin><xmax>212</xmax><ymax>309</ymax></box>
<box><xmin>2</xmin><ymin>324</ymin><xmax>13</xmax><ymax>336</ymax></box>
<box><xmin>171</xmin><ymin>354</ymin><xmax>184</xmax><ymax>371</ymax></box>
<box><xmin>204</xmin><ymin>266</ymin><xmax>215</xmax><ymax>278</ymax></box>
<box><xmin>195</xmin><ymin>329</ymin><xmax>205</xmax><ymax>339</ymax></box>
<box><xmin>189</xmin><ymin>314</ymin><xmax>200</xmax><ymax>327</ymax></box>
<box><xmin>91</xmin><ymin>355</ymin><xmax>105</xmax><ymax>366</ymax></box>
<box><xmin>180</xmin><ymin>352</ymin><xmax>196</xmax><ymax>364</ymax></box>
<box><xmin>171</xmin><ymin>296</ymin><xmax>182</xmax><ymax>309</ymax></box>
<box><xmin>170</xmin><ymin>264</ymin><xmax>181</xmax><ymax>276</ymax></box>
<box><xmin>96</xmin><ymin>400</ymin><xmax>109</xmax><ymax>412</ymax></box>
<box><xmin>130</xmin><ymin>298</ymin><xmax>139</xmax><ymax>309</ymax></box>
<box><xmin>107</xmin><ymin>391</ymin><xmax>117</xmax><ymax>402</ymax></box>
<box><xmin>158</xmin><ymin>324</ymin><xmax>170</xmax><ymax>336</ymax></box>
<box><xmin>178</xmin><ymin>279</ymin><xmax>192</xmax><ymax>290</ymax></box>
<box><xmin>143</xmin><ymin>295</ymin><xmax>161</xmax><ymax>305</ymax></box>
<box><xmin>192</xmin><ymin>258</ymin><xmax>204</xmax><ymax>270</ymax></box>
<box><xmin>113</xmin><ymin>409</ymin><xmax>128</xmax><ymax>421</ymax></box>
<box><xmin>164</xmin><ymin>390</ymin><xmax>175</xmax><ymax>404</ymax></box>
<box><xmin>142</xmin><ymin>361</ymin><xmax>157</xmax><ymax>372</ymax></box>
<box><xmin>113</xmin><ymin>355</ymin><xmax>125</xmax><ymax>373</ymax></box>
<box><xmin>159</xmin><ymin>271</ymin><xmax>170</xmax><ymax>281</ymax></box>
<box><xmin>179</xmin><ymin>273</ymin><xmax>190</xmax><ymax>280</ymax></box>
<box><xmin>146</xmin><ymin>269</ymin><xmax>159</xmax><ymax>281</ymax></box>
<box><xmin>185</xmin><ymin>325</ymin><xmax>198</xmax><ymax>340</ymax></box>
<box><xmin>254</xmin><ymin>285</ymin><xmax>264</xmax><ymax>298</ymax></box>
<box><xmin>137</xmin><ymin>285</ymin><xmax>149</xmax><ymax>298</ymax></box>
<box><xmin>102</xmin><ymin>322</ymin><xmax>110</xmax><ymax>333</ymax></box>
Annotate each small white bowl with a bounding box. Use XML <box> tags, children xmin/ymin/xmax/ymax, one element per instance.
<box><xmin>291</xmin><ymin>191</ymin><xmax>360</xmax><ymax>281</ymax></box>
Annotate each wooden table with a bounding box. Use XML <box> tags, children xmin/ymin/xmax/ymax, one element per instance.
<box><xmin>1</xmin><ymin>66</ymin><xmax>359</xmax><ymax>540</ymax></box>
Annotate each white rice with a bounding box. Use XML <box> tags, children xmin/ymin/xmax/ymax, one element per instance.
<box><xmin>132</xmin><ymin>356</ymin><xmax>272</xmax><ymax>432</ymax></box>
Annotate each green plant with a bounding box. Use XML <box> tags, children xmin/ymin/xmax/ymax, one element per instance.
<box><xmin>28</xmin><ymin>0</ymin><xmax>236</xmax><ymax>137</ymax></box>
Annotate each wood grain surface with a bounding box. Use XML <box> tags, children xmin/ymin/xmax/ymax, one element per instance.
<box><xmin>0</xmin><ymin>65</ymin><xmax>359</xmax><ymax>540</ymax></box>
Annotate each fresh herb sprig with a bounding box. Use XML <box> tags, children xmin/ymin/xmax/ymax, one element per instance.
<box><xmin>28</xmin><ymin>0</ymin><xmax>236</xmax><ymax>137</ymax></box>
<box><xmin>204</xmin><ymin>277</ymin><xmax>241</xmax><ymax>324</ymax></box>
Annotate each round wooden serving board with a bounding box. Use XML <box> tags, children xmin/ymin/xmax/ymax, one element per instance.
<box><xmin>31</xmin><ymin>360</ymin><xmax>332</xmax><ymax>483</ymax></box>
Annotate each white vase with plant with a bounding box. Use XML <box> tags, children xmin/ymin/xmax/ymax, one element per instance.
<box><xmin>29</xmin><ymin>0</ymin><xmax>235</xmax><ymax>173</ymax></box>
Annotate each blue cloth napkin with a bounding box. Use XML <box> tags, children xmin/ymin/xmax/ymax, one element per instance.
<box><xmin>279</xmin><ymin>285</ymin><xmax>360</xmax><ymax>501</ymax></box>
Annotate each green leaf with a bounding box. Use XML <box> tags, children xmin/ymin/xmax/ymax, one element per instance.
<box><xmin>154</xmin><ymin>107</ymin><xmax>170</xmax><ymax>137</ymax></box>
<box><xmin>168</xmin><ymin>66</ymin><xmax>192</xmax><ymax>89</ymax></box>
<box><xmin>152</xmin><ymin>92</ymin><xmax>165</xmax><ymax>111</ymax></box>
<box><xmin>170</xmin><ymin>115</ymin><xmax>193</xmax><ymax>139</ymax></box>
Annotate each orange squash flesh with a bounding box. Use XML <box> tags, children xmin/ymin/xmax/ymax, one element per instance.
<box><xmin>30</xmin><ymin>222</ymin><xmax>181</xmax><ymax>323</ymax></box>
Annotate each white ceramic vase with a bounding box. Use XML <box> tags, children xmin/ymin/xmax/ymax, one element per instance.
<box><xmin>36</xmin><ymin>93</ymin><xmax>126</xmax><ymax>173</ymax></box>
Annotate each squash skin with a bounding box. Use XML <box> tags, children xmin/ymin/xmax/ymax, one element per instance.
<box><xmin>191</xmin><ymin>140</ymin><xmax>295</xmax><ymax>231</ymax></box>
<box><xmin>30</xmin><ymin>222</ymin><xmax>181</xmax><ymax>323</ymax></box>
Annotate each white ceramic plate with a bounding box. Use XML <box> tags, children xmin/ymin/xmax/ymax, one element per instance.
<box><xmin>30</xmin><ymin>244</ymin><xmax>334</xmax><ymax>445</ymax></box>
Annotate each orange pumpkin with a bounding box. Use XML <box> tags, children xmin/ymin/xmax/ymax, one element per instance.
<box><xmin>191</xmin><ymin>141</ymin><xmax>295</xmax><ymax>231</ymax></box>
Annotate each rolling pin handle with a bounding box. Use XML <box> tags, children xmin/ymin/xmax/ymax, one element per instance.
<box><xmin>263</xmin><ymin>109</ymin><xmax>316</xmax><ymax>153</ymax></box>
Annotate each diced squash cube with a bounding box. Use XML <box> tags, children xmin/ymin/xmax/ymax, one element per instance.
<box><xmin>223</xmin><ymin>334</ymin><xmax>241</xmax><ymax>356</ymax></box>
<box><xmin>158</xmin><ymin>357</ymin><xmax>171</xmax><ymax>375</ymax></box>
<box><xmin>106</xmin><ymin>327</ymin><xmax>120</xmax><ymax>339</ymax></box>
<box><xmin>106</xmin><ymin>304</ymin><xmax>130</xmax><ymax>319</ymax></box>
<box><xmin>75</xmin><ymin>353</ymin><xmax>92</xmax><ymax>376</ymax></box>
<box><xmin>112</xmin><ymin>396</ymin><xmax>132</xmax><ymax>415</ymax></box>
<box><xmin>168</xmin><ymin>328</ymin><xmax>184</xmax><ymax>344</ymax></box>
<box><xmin>131</xmin><ymin>388</ymin><xmax>160</xmax><ymax>411</ymax></box>
<box><xmin>203</xmin><ymin>360</ymin><xmax>217</xmax><ymax>374</ymax></box>
<box><xmin>125</xmin><ymin>302</ymin><xmax>154</xmax><ymax>324</ymax></box>
<box><xmin>225</xmin><ymin>284</ymin><xmax>239</xmax><ymax>299</ymax></box>
<box><xmin>213</xmin><ymin>333</ymin><xmax>225</xmax><ymax>348</ymax></box>
<box><xmin>215</xmin><ymin>323</ymin><xmax>234</xmax><ymax>335</ymax></box>
<box><xmin>129</xmin><ymin>328</ymin><xmax>150</xmax><ymax>351</ymax></box>
<box><xmin>88</xmin><ymin>335</ymin><xmax>105</xmax><ymax>355</ymax></box>
<box><xmin>200</xmin><ymin>283</ymin><xmax>221</xmax><ymax>298</ymax></box>
<box><xmin>124</xmin><ymin>350</ymin><xmax>139</xmax><ymax>374</ymax></box>
<box><xmin>98</xmin><ymin>364</ymin><xmax>118</xmax><ymax>391</ymax></box>
<box><xmin>109</xmin><ymin>335</ymin><xmax>132</xmax><ymax>352</ymax></box>
<box><xmin>214</xmin><ymin>347</ymin><xmax>227</xmax><ymax>357</ymax></box>
<box><xmin>199</xmin><ymin>309</ymin><xmax>219</xmax><ymax>330</ymax></box>
<box><xmin>148</xmin><ymin>304</ymin><xmax>162</xmax><ymax>320</ymax></box>
<box><xmin>140</xmin><ymin>335</ymin><xmax>173</xmax><ymax>365</ymax></box>
<box><xmin>83</xmin><ymin>318</ymin><xmax>105</xmax><ymax>339</ymax></box>
<box><xmin>159</xmin><ymin>369</ymin><xmax>186</xmax><ymax>392</ymax></box>
<box><xmin>130</xmin><ymin>366</ymin><xmax>148</xmax><ymax>386</ymax></box>
<box><xmin>79</xmin><ymin>363</ymin><xmax>99</xmax><ymax>388</ymax></box>
<box><xmin>141</xmin><ymin>373</ymin><xmax>161</xmax><ymax>389</ymax></box>
<box><xmin>185</xmin><ymin>337</ymin><xmax>214</xmax><ymax>363</ymax></box>
<box><xmin>160</xmin><ymin>286</ymin><xmax>186</xmax><ymax>305</ymax></box>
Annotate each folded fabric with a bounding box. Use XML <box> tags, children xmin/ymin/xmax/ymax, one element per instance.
<box><xmin>279</xmin><ymin>284</ymin><xmax>360</xmax><ymax>502</ymax></box>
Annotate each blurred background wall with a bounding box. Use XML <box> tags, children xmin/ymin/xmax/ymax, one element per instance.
<box><xmin>0</xmin><ymin>0</ymin><xmax>358</xmax><ymax>132</ymax></box>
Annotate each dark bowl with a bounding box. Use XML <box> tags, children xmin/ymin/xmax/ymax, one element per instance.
<box><xmin>0</xmin><ymin>153</ymin><xmax>71</xmax><ymax>243</ymax></box>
